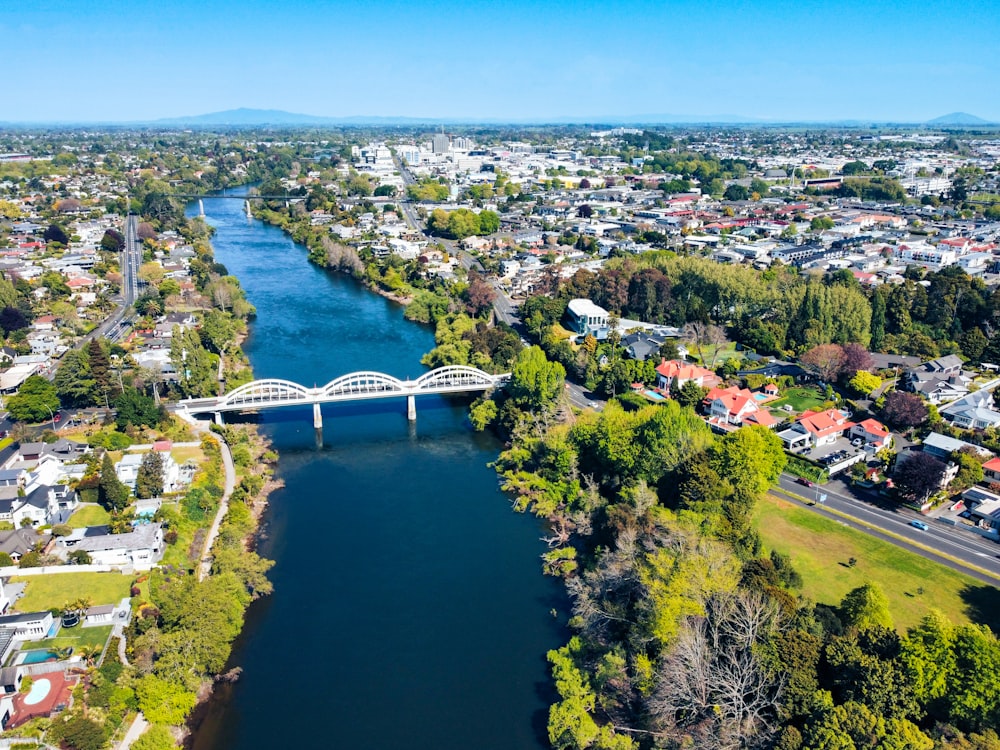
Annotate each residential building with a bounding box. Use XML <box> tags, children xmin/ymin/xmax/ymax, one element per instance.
<box><xmin>566</xmin><ymin>299</ymin><xmax>610</xmax><ymax>340</ymax></box>
<box><xmin>58</xmin><ymin>523</ymin><xmax>164</xmax><ymax>570</ymax></box>
<box><xmin>778</xmin><ymin>409</ymin><xmax>855</xmax><ymax>450</ymax></box>
<box><xmin>654</xmin><ymin>359</ymin><xmax>717</xmax><ymax>392</ymax></box>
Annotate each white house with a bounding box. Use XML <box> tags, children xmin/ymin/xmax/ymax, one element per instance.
<box><xmin>0</xmin><ymin>612</ymin><xmax>53</xmax><ymax>641</ymax></box>
<box><xmin>59</xmin><ymin>523</ymin><xmax>164</xmax><ymax>571</ymax></box>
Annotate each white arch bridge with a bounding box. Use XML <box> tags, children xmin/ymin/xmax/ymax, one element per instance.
<box><xmin>177</xmin><ymin>366</ymin><xmax>510</xmax><ymax>428</ymax></box>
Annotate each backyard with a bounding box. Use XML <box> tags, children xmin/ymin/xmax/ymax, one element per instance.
<box><xmin>767</xmin><ymin>385</ymin><xmax>828</xmax><ymax>415</ymax></box>
<box><xmin>31</xmin><ymin>624</ymin><xmax>113</xmax><ymax>654</ymax></box>
<box><xmin>754</xmin><ymin>494</ymin><xmax>1000</xmax><ymax>631</ymax></box>
<box><xmin>10</xmin><ymin>572</ymin><xmax>133</xmax><ymax>613</ymax></box>
<box><xmin>68</xmin><ymin>504</ymin><xmax>111</xmax><ymax>528</ymax></box>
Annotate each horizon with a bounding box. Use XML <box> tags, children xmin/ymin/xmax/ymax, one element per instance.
<box><xmin>3</xmin><ymin>0</ymin><xmax>999</xmax><ymax>123</ymax></box>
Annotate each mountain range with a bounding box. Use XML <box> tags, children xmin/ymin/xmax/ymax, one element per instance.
<box><xmin>150</xmin><ymin>108</ymin><xmax>997</xmax><ymax>127</ymax></box>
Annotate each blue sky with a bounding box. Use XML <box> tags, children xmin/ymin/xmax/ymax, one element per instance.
<box><xmin>3</xmin><ymin>0</ymin><xmax>998</xmax><ymax>123</ymax></box>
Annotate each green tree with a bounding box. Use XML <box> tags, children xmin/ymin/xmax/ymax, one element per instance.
<box><xmin>55</xmin><ymin>348</ymin><xmax>97</xmax><ymax>407</ymax></box>
<box><xmin>811</xmin><ymin>216</ymin><xmax>835</xmax><ymax>231</ymax></box>
<box><xmin>136</xmin><ymin>674</ymin><xmax>197</xmax><ymax>726</ymax></box>
<box><xmin>712</xmin><ymin>425</ymin><xmax>786</xmax><ymax>508</ymax></box>
<box><xmin>50</xmin><ymin>715</ymin><xmax>106</xmax><ymax>750</ymax></box>
<box><xmin>675</xmin><ymin>379</ymin><xmax>708</xmax><ymax>409</ymax></box>
<box><xmin>950</xmin><ymin>449</ymin><xmax>984</xmax><ymax>491</ymax></box>
<box><xmin>131</xmin><ymin>725</ymin><xmax>177</xmax><ymax>750</ymax></box>
<box><xmin>115</xmin><ymin>387</ymin><xmax>162</xmax><ymax>430</ymax></box>
<box><xmin>136</xmin><ymin>451</ymin><xmax>165</xmax><ymax>499</ymax></box>
<box><xmin>848</xmin><ymin>370</ymin><xmax>881</xmax><ymax>397</ymax></box>
<box><xmin>99</xmin><ymin>452</ymin><xmax>130</xmax><ymax>513</ymax></box>
<box><xmin>724</xmin><ymin>184</ymin><xmax>750</xmax><ymax>201</ymax></box>
<box><xmin>7</xmin><ymin>375</ymin><xmax>60</xmax><ymax>423</ymax></box>
<box><xmin>870</xmin><ymin>288</ymin><xmax>887</xmax><ymax>351</ymax></box>
<box><xmin>88</xmin><ymin>338</ymin><xmax>114</xmax><ymax>405</ymax></box>
<box><xmin>509</xmin><ymin>346</ymin><xmax>566</xmax><ymax>411</ymax></box>
<box><xmin>840</xmin><ymin>582</ymin><xmax>894</xmax><ymax>631</ymax></box>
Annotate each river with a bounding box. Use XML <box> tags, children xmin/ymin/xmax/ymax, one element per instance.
<box><xmin>184</xmin><ymin>190</ymin><xmax>565</xmax><ymax>750</ymax></box>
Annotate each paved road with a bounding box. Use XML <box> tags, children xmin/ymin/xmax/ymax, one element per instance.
<box><xmin>776</xmin><ymin>474</ymin><xmax>1000</xmax><ymax>585</ymax></box>
<box><xmin>89</xmin><ymin>213</ymin><xmax>140</xmax><ymax>344</ymax></box>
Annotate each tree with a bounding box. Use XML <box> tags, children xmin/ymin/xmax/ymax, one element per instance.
<box><xmin>675</xmin><ymin>380</ymin><xmax>708</xmax><ymax>409</ymax></box>
<box><xmin>7</xmin><ymin>375</ymin><xmax>60</xmax><ymax>423</ymax></box>
<box><xmin>88</xmin><ymin>338</ymin><xmax>114</xmax><ymax>405</ymax></box>
<box><xmin>810</xmin><ymin>216</ymin><xmax>835</xmax><ymax>232</ymax></box>
<box><xmin>0</xmin><ymin>306</ymin><xmax>30</xmax><ymax>334</ymax></box>
<box><xmin>842</xmin><ymin>160</ymin><xmax>871</xmax><ymax>175</ymax></box>
<box><xmin>115</xmin><ymin>387</ymin><xmax>162</xmax><ymax>430</ymax></box>
<box><xmin>848</xmin><ymin>371</ymin><xmax>881</xmax><ymax>397</ymax></box>
<box><xmin>840</xmin><ymin>582</ymin><xmax>894</xmax><ymax>630</ymax></box>
<box><xmin>136</xmin><ymin>451</ymin><xmax>165</xmax><ymax>499</ymax></box>
<box><xmin>950</xmin><ymin>449</ymin><xmax>984</xmax><ymax>491</ymax></box>
<box><xmin>881</xmin><ymin>391</ymin><xmax>929</xmax><ymax>429</ymax></box>
<box><xmin>98</xmin><ymin>452</ymin><xmax>130</xmax><ymax>513</ymax></box>
<box><xmin>132</xmin><ymin>725</ymin><xmax>177</xmax><ymax>750</ymax></box>
<box><xmin>55</xmin><ymin>349</ymin><xmax>97</xmax><ymax>406</ymax></box>
<box><xmin>801</xmin><ymin>343</ymin><xmax>845</xmax><ymax>383</ymax></box>
<box><xmin>463</xmin><ymin>273</ymin><xmax>496</xmax><ymax>317</ymax></box>
<box><xmin>50</xmin><ymin>715</ymin><xmax>106</xmax><ymax>750</ymax></box>
<box><xmin>893</xmin><ymin>451</ymin><xmax>947</xmax><ymax>504</ymax></box>
<box><xmin>136</xmin><ymin>674</ymin><xmax>197</xmax><ymax>726</ymax></box>
<box><xmin>509</xmin><ymin>346</ymin><xmax>566</xmax><ymax>412</ymax></box>
<box><xmin>68</xmin><ymin>549</ymin><xmax>93</xmax><ymax>565</ymax></box>
<box><xmin>43</xmin><ymin>223</ymin><xmax>70</xmax><ymax>245</ymax></box>
<box><xmin>870</xmin><ymin>289</ymin><xmax>887</xmax><ymax>351</ymax></box>
<box><xmin>682</xmin><ymin>321</ymin><xmax>729</xmax><ymax>368</ymax></box>
<box><xmin>840</xmin><ymin>343</ymin><xmax>874</xmax><ymax>379</ymax></box>
<box><xmin>723</xmin><ymin>184</ymin><xmax>750</xmax><ymax>201</ymax></box>
<box><xmin>712</xmin><ymin>425</ymin><xmax>786</xmax><ymax>527</ymax></box>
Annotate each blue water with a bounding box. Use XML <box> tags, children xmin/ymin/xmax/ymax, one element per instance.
<box><xmin>20</xmin><ymin>649</ymin><xmax>59</xmax><ymax>665</ymax></box>
<box><xmin>645</xmin><ymin>389</ymin><xmax>667</xmax><ymax>401</ymax></box>
<box><xmin>186</xmin><ymin>189</ymin><xmax>566</xmax><ymax>750</ymax></box>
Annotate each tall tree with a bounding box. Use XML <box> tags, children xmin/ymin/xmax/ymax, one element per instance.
<box><xmin>98</xmin><ymin>452</ymin><xmax>130</xmax><ymax>513</ymax></box>
<box><xmin>88</xmin><ymin>338</ymin><xmax>113</xmax><ymax>406</ymax></box>
<box><xmin>135</xmin><ymin>451</ymin><xmax>165</xmax><ymax>499</ymax></box>
<box><xmin>6</xmin><ymin>375</ymin><xmax>60</xmax><ymax>423</ymax></box>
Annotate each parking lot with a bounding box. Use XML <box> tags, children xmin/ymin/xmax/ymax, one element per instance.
<box><xmin>805</xmin><ymin>438</ymin><xmax>868</xmax><ymax>476</ymax></box>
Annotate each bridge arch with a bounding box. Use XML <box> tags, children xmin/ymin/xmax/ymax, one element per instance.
<box><xmin>222</xmin><ymin>378</ymin><xmax>310</xmax><ymax>407</ymax></box>
<box><xmin>320</xmin><ymin>371</ymin><xmax>407</xmax><ymax>398</ymax></box>
<box><xmin>414</xmin><ymin>365</ymin><xmax>501</xmax><ymax>391</ymax></box>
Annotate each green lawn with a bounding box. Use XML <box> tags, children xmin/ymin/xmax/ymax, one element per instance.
<box><xmin>31</xmin><ymin>624</ymin><xmax>112</xmax><ymax>653</ymax></box>
<box><xmin>11</xmin><ymin>573</ymin><xmax>132</xmax><ymax>612</ymax></box>
<box><xmin>754</xmin><ymin>494</ymin><xmax>1000</xmax><ymax>632</ymax></box>
<box><xmin>68</xmin><ymin>504</ymin><xmax>111</xmax><ymax>528</ymax></box>
<box><xmin>769</xmin><ymin>386</ymin><xmax>828</xmax><ymax>414</ymax></box>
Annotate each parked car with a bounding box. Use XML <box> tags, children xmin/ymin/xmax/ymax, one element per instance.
<box><xmin>910</xmin><ymin>520</ymin><xmax>929</xmax><ymax>531</ymax></box>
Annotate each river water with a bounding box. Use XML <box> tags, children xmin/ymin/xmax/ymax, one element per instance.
<box><xmin>184</xmin><ymin>191</ymin><xmax>564</xmax><ymax>749</ymax></box>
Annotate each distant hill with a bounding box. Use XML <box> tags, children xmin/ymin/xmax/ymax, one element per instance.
<box><xmin>926</xmin><ymin>112</ymin><xmax>993</xmax><ymax>126</ymax></box>
<box><xmin>153</xmin><ymin>108</ymin><xmax>451</xmax><ymax>126</ymax></box>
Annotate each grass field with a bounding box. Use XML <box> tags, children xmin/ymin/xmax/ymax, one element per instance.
<box><xmin>32</xmin><ymin>624</ymin><xmax>113</xmax><ymax>653</ymax></box>
<box><xmin>754</xmin><ymin>494</ymin><xmax>1000</xmax><ymax>632</ymax></box>
<box><xmin>11</xmin><ymin>573</ymin><xmax>132</xmax><ymax>612</ymax></box>
<box><xmin>68</xmin><ymin>504</ymin><xmax>111</xmax><ymax>528</ymax></box>
<box><xmin>170</xmin><ymin>446</ymin><xmax>204</xmax><ymax>465</ymax></box>
<box><xmin>769</xmin><ymin>386</ymin><xmax>828</xmax><ymax>414</ymax></box>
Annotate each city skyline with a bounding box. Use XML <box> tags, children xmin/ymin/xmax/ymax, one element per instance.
<box><xmin>3</xmin><ymin>0</ymin><xmax>999</xmax><ymax>123</ymax></box>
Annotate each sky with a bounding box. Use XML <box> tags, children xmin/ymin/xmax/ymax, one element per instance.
<box><xmin>2</xmin><ymin>0</ymin><xmax>999</xmax><ymax>123</ymax></box>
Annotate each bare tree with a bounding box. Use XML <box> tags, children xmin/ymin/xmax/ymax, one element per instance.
<box><xmin>682</xmin><ymin>322</ymin><xmax>729</xmax><ymax>369</ymax></box>
<box><xmin>648</xmin><ymin>591</ymin><xmax>785</xmax><ymax>750</ymax></box>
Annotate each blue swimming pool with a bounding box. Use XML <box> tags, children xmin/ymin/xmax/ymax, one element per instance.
<box><xmin>18</xmin><ymin>649</ymin><xmax>61</xmax><ymax>665</ymax></box>
<box><xmin>753</xmin><ymin>393</ymin><xmax>769</xmax><ymax>401</ymax></box>
<box><xmin>644</xmin><ymin>390</ymin><xmax>667</xmax><ymax>401</ymax></box>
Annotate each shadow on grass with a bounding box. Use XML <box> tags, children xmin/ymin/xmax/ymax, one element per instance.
<box><xmin>960</xmin><ymin>584</ymin><xmax>1000</xmax><ymax>632</ymax></box>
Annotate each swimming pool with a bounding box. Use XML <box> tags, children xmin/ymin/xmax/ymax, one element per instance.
<box><xmin>644</xmin><ymin>390</ymin><xmax>667</xmax><ymax>401</ymax></box>
<box><xmin>22</xmin><ymin>677</ymin><xmax>52</xmax><ymax>706</ymax></box>
<box><xmin>753</xmin><ymin>393</ymin><xmax>769</xmax><ymax>401</ymax></box>
<box><xmin>18</xmin><ymin>649</ymin><xmax>62</xmax><ymax>665</ymax></box>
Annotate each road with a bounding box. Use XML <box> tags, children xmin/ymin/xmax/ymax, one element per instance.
<box><xmin>775</xmin><ymin>474</ymin><xmax>1000</xmax><ymax>585</ymax></box>
<box><xmin>89</xmin><ymin>213</ymin><xmax>140</xmax><ymax>344</ymax></box>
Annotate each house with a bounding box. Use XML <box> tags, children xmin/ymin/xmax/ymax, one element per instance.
<box><xmin>960</xmin><ymin>486</ymin><xmax>1000</xmax><ymax>531</ymax></box>
<box><xmin>0</xmin><ymin>612</ymin><xmax>54</xmax><ymax>641</ymax></box>
<box><xmin>849</xmin><ymin>418</ymin><xmax>892</xmax><ymax>450</ymax></box>
<box><xmin>655</xmin><ymin>359</ymin><xmax>718</xmax><ymax>392</ymax></box>
<box><xmin>622</xmin><ymin>332</ymin><xmax>667</xmax><ymax>361</ymax></box>
<box><xmin>116</xmin><ymin>447</ymin><xmax>181</xmax><ymax>493</ymax></box>
<box><xmin>922</xmin><ymin>432</ymin><xmax>992</xmax><ymax>461</ymax></box>
<box><xmin>703</xmin><ymin>386</ymin><xmax>778</xmax><ymax>429</ymax></box>
<box><xmin>0</xmin><ymin>486</ymin><xmax>58</xmax><ymax>528</ymax></box>
<box><xmin>983</xmin><ymin>456</ymin><xmax>1000</xmax><ymax>484</ymax></box>
<box><xmin>566</xmin><ymin>299</ymin><xmax>610</xmax><ymax>340</ymax></box>
<box><xmin>905</xmin><ymin>355</ymin><xmax>972</xmax><ymax>403</ymax></box>
<box><xmin>58</xmin><ymin>523</ymin><xmax>164</xmax><ymax>570</ymax></box>
<box><xmin>83</xmin><ymin>605</ymin><xmax>115</xmax><ymax>627</ymax></box>
<box><xmin>939</xmin><ymin>389</ymin><xmax>1000</xmax><ymax>430</ymax></box>
<box><xmin>778</xmin><ymin>409</ymin><xmax>854</xmax><ymax>450</ymax></box>
<box><xmin>0</xmin><ymin>529</ymin><xmax>50</xmax><ymax>564</ymax></box>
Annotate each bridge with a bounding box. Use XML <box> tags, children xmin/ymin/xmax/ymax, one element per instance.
<box><xmin>177</xmin><ymin>365</ymin><xmax>509</xmax><ymax>428</ymax></box>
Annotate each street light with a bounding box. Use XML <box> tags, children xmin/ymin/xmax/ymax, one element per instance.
<box><xmin>44</xmin><ymin>404</ymin><xmax>56</xmax><ymax>431</ymax></box>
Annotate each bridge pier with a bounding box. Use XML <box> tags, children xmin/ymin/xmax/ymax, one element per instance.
<box><xmin>407</xmin><ymin>395</ymin><xmax>416</xmax><ymax>422</ymax></box>
<box><xmin>214</xmin><ymin>412</ymin><xmax>223</xmax><ymax>426</ymax></box>
<box><xmin>313</xmin><ymin>403</ymin><xmax>323</xmax><ymax>429</ymax></box>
